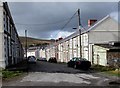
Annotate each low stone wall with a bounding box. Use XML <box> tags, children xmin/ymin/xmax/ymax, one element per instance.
<box><xmin>107</xmin><ymin>51</ymin><xmax>120</xmax><ymax>67</ymax></box>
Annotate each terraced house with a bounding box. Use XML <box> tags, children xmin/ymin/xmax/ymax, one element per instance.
<box><xmin>0</xmin><ymin>2</ymin><xmax>24</xmax><ymax>69</ymax></box>
<box><xmin>46</xmin><ymin>15</ymin><xmax>120</xmax><ymax>66</ymax></box>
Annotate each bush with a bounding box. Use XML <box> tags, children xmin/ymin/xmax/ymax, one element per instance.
<box><xmin>91</xmin><ymin>65</ymin><xmax>115</xmax><ymax>72</ymax></box>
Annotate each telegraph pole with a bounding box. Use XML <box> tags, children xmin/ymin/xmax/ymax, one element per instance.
<box><xmin>78</xmin><ymin>9</ymin><xmax>82</xmax><ymax>58</ymax></box>
<box><xmin>25</xmin><ymin>30</ymin><xmax>27</xmax><ymax>59</ymax></box>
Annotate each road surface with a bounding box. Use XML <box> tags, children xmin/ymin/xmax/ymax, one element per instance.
<box><xmin>2</xmin><ymin>61</ymin><xmax>118</xmax><ymax>86</ymax></box>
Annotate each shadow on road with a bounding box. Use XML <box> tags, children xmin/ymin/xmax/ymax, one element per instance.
<box><xmin>6</xmin><ymin>60</ymin><xmax>29</xmax><ymax>72</ymax></box>
<box><xmin>28</xmin><ymin>61</ymin><xmax>94</xmax><ymax>74</ymax></box>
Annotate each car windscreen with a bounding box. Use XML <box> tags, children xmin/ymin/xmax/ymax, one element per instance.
<box><xmin>71</xmin><ymin>58</ymin><xmax>80</xmax><ymax>61</ymax></box>
<box><xmin>79</xmin><ymin>58</ymin><xmax>88</xmax><ymax>61</ymax></box>
<box><xmin>71</xmin><ymin>58</ymin><xmax>87</xmax><ymax>61</ymax></box>
<box><xmin>28</xmin><ymin>56</ymin><xmax>36</xmax><ymax>60</ymax></box>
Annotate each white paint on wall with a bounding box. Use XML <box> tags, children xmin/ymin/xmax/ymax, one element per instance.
<box><xmin>0</xmin><ymin>4</ymin><xmax>3</xmax><ymax>32</ymax></box>
<box><xmin>45</xmin><ymin>48</ymin><xmax>50</xmax><ymax>61</ymax></box>
<box><xmin>83</xmin><ymin>47</ymin><xmax>88</xmax><ymax>60</ymax></box>
<box><xmin>88</xmin><ymin>17</ymin><xmax>119</xmax><ymax>44</ymax></box>
<box><xmin>39</xmin><ymin>49</ymin><xmax>46</xmax><ymax>58</ymax></box>
<box><xmin>0</xmin><ymin>5</ymin><xmax>5</xmax><ymax>68</ymax></box>
<box><xmin>27</xmin><ymin>51</ymin><xmax>36</xmax><ymax>57</ymax></box>
<box><xmin>93</xmin><ymin>45</ymin><xmax>107</xmax><ymax>66</ymax></box>
<box><xmin>89</xmin><ymin>44</ymin><xmax>94</xmax><ymax>63</ymax></box>
<box><xmin>0</xmin><ymin>33</ymin><xmax>5</xmax><ymax>68</ymax></box>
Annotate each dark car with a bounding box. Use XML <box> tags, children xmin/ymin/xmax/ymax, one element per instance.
<box><xmin>28</xmin><ymin>56</ymin><xmax>37</xmax><ymax>64</ymax></box>
<box><xmin>67</xmin><ymin>57</ymin><xmax>91</xmax><ymax>70</ymax></box>
<box><xmin>37</xmin><ymin>57</ymin><xmax>47</xmax><ymax>62</ymax></box>
<box><xmin>48</xmin><ymin>57</ymin><xmax>57</xmax><ymax>63</ymax></box>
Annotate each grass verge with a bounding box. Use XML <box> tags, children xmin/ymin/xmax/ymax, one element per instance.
<box><xmin>91</xmin><ymin>64</ymin><xmax>120</xmax><ymax>77</ymax></box>
<box><xmin>105</xmin><ymin>70</ymin><xmax>120</xmax><ymax>77</ymax></box>
<box><xmin>2</xmin><ymin>70</ymin><xmax>24</xmax><ymax>80</ymax></box>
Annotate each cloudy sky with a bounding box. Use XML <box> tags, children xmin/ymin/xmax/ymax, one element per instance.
<box><xmin>7</xmin><ymin>1</ymin><xmax>119</xmax><ymax>39</ymax></box>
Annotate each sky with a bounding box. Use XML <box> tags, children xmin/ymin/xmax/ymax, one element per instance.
<box><xmin>6</xmin><ymin>1</ymin><xmax>119</xmax><ymax>39</ymax></box>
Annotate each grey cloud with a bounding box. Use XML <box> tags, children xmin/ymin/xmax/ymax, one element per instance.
<box><xmin>8</xmin><ymin>2</ymin><xmax>118</xmax><ymax>39</ymax></box>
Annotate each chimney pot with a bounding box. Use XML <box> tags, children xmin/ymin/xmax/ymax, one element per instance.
<box><xmin>88</xmin><ymin>19</ymin><xmax>97</xmax><ymax>27</ymax></box>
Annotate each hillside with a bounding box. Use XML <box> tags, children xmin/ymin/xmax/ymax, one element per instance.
<box><xmin>19</xmin><ymin>36</ymin><xmax>55</xmax><ymax>47</ymax></box>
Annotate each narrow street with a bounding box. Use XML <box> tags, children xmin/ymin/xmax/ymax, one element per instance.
<box><xmin>2</xmin><ymin>61</ymin><xmax>115</xmax><ymax>86</ymax></box>
<box><xmin>0</xmin><ymin>1</ymin><xmax>120</xmax><ymax>88</ymax></box>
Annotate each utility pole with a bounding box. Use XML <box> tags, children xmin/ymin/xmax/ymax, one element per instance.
<box><xmin>25</xmin><ymin>30</ymin><xmax>27</xmax><ymax>59</ymax></box>
<box><xmin>55</xmin><ymin>39</ymin><xmax>57</xmax><ymax>59</ymax></box>
<box><xmin>78</xmin><ymin>9</ymin><xmax>82</xmax><ymax>58</ymax></box>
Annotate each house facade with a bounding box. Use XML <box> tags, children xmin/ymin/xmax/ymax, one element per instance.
<box><xmin>46</xmin><ymin>44</ymin><xmax>56</xmax><ymax>61</ymax></box>
<box><xmin>87</xmin><ymin>15</ymin><xmax>119</xmax><ymax>66</ymax></box>
<box><xmin>0</xmin><ymin>2</ymin><xmax>24</xmax><ymax>68</ymax></box>
<box><xmin>45</xmin><ymin>15</ymin><xmax>119</xmax><ymax>66</ymax></box>
<box><xmin>27</xmin><ymin>46</ymin><xmax>46</xmax><ymax>60</ymax></box>
<box><xmin>93</xmin><ymin>44</ymin><xmax>120</xmax><ymax>66</ymax></box>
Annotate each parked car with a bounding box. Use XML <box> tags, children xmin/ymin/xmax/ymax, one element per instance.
<box><xmin>28</xmin><ymin>56</ymin><xmax>37</xmax><ymax>64</ymax></box>
<box><xmin>37</xmin><ymin>57</ymin><xmax>47</xmax><ymax>62</ymax></box>
<box><xmin>48</xmin><ymin>57</ymin><xmax>57</xmax><ymax>63</ymax></box>
<box><xmin>67</xmin><ymin>57</ymin><xmax>91</xmax><ymax>70</ymax></box>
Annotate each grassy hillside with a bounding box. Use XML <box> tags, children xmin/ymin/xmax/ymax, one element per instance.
<box><xmin>19</xmin><ymin>36</ymin><xmax>54</xmax><ymax>47</ymax></box>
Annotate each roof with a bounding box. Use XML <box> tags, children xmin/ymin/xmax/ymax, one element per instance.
<box><xmin>94</xmin><ymin>43</ymin><xmax>120</xmax><ymax>50</ymax></box>
<box><xmin>85</xmin><ymin>15</ymin><xmax>110</xmax><ymax>32</ymax></box>
<box><xmin>48</xmin><ymin>15</ymin><xmax>118</xmax><ymax>48</ymax></box>
<box><xmin>57</xmin><ymin>15</ymin><xmax>111</xmax><ymax>44</ymax></box>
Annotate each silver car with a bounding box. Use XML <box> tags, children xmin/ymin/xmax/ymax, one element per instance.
<box><xmin>28</xmin><ymin>56</ymin><xmax>36</xmax><ymax>64</ymax></box>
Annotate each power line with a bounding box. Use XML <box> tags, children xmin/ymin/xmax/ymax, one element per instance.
<box><xmin>15</xmin><ymin>9</ymin><xmax>85</xmax><ymax>40</ymax></box>
<box><xmin>53</xmin><ymin>10</ymin><xmax>78</xmax><ymax>39</ymax></box>
<box><xmin>61</xmin><ymin>11</ymin><xmax>78</xmax><ymax>30</ymax></box>
<box><xmin>15</xmin><ymin>11</ymin><xmax>78</xmax><ymax>40</ymax></box>
<box><xmin>53</xmin><ymin>9</ymin><xmax>86</xmax><ymax>40</ymax></box>
<box><xmin>15</xmin><ymin>16</ymin><xmax>77</xmax><ymax>26</ymax></box>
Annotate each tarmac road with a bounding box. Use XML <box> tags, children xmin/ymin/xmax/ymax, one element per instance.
<box><xmin>2</xmin><ymin>61</ymin><xmax>119</xmax><ymax>87</ymax></box>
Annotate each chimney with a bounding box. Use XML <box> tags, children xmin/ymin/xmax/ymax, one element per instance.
<box><xmin>88</xmin><ymin>19</ymin><xmax>97</xmax><ymax>27</ymax></box>
<box><xmin>58</xmin><ymin>37</ymin><xmax>63</xmax><ymax>40</ymax></box>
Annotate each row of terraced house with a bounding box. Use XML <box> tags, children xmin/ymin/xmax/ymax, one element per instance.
<box><xmin>46</xmin><ymin>15</ymin><xmax>120</xmax><ymax>66</ymax></box>
<box><xmin>0</xmin><ymin>2</ymin><xmax>24</xmax><ymax>69</ymax></box>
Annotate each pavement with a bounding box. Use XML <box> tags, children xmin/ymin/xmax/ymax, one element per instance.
<box><xmin>20</xmin><ymin>72</ymin><xmax>101</xmax><ymax>85</ymax></box>
<box><xmin>6</xmin><ymin>59</ymin><xmax>28</xmax><ymax>72</ymax></box>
